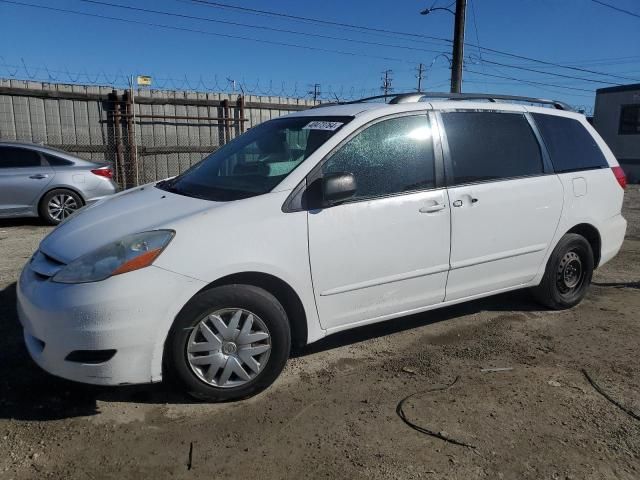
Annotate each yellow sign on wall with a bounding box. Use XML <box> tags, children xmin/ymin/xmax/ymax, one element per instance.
<box><xmin>136</xmin><ymin>75</ymin><xmax>152</xmax><ymax>86</ymax></box>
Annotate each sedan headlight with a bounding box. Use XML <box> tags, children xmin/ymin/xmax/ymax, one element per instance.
<box><xmin>52</xmin><ymin>230</ymin><xmax>175</xmax><ymax>284</ymax></box>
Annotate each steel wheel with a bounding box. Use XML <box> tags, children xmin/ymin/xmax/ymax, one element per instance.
<box><xmin>556</xmin><ymin>250</ymin><xmax>584</xmax><ymax>295</ymax></box>
<box><xmin>532</xmin><ymin>233</ymin><xmax>594</xmax><ymax>310</ymax></box>
<box><xmin>47</xmin><ymin>193</ymin><xmax>79</xmax><ymax>221</ymax></box>
<box><xmin>186</xmin><ymin>308</ymin><xmax>272</xmax><ymax>388</ymax></box>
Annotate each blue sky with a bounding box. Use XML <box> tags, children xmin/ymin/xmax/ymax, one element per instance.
<box><xmin>1</xmin><ymin>0</ymin><xmax>639</xmax><ymax>112</ymax></box>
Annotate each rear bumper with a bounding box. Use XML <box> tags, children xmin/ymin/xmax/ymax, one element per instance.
<box><xmin>599</xmin><ymin>213</ymin><xmax>627</xmax><ymax>267</ymax></box>
<box><xmin>17</xmin><ymin>263</ymin><xmax>205</xmax><ymax>385</ymax></box>
<box><xmin>84</xmin><ymin>179</ymin><xmax>118</xmax><ymax>204</ymax></box>
<box><xmin>85</xmin><ymin>193</ymin><xmax>116</xmax><ymax>205</ymax></box>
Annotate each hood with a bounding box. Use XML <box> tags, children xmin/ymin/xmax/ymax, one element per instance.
<box><xmin>40</xmin><ymin>185</ymin><xmax>218</xmax><ymax>263</ymax></box>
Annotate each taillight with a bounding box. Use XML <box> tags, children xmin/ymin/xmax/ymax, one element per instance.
<box><xmin>91</xmin><ymin>167</ymin><xmax>113</xmax><ymax>179</ymax></box>
<box><xmin>612</xmin><ymin>166</ymin><xmax>627</xmax><ymax>190</ymax></box>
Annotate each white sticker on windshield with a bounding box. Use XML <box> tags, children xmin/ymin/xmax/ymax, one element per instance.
<box><xmin>302</xmin><ymin>121</ymin><xmax>343</xmax><ymax>131</ymax></box>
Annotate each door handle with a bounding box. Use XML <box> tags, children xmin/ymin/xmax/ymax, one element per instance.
<box><xmin>419</xmin><ymin>203</ymin><xmax>446</xmax><ymax>213</ymax></box>
<box><xmin>29</xmin><ymin>174</ymin><xmax>48</xmax><ymax>180</ymax></box>
<box><xmin>452</xmin><ymin>197</ymin><xmax>478</xmax><ymax>207</ymax></box>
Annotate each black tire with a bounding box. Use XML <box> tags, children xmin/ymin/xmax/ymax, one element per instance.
<box><xmin>38</xmin><ymin>188</ymin><xmax>84</xmax><ymax>225</ymax></box>
<box><xmin>165</xmin><ymin>285</ymin><xmax>291</xmax><ymax>402</ymax></box>
<box><xmin>532</xmin><ymin>233</ymin><xmax>594</xmax><ymax>310</ymax></box>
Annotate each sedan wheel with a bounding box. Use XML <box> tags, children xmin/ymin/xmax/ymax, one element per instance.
<box><xmin>39</xmin><ymin>189</ymin><xmax>84</xmax><ymax>225</ymax></box>
<box><xmin>48</xmin><ymin>193</ymin><xmax>79</xmax><ymax>222</ymax></box>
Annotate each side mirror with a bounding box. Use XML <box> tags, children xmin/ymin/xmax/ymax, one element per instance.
<box><xmin>322</xmin><ymin>172</ymin><xmax>357</xmax><ymax>205</ymax></box>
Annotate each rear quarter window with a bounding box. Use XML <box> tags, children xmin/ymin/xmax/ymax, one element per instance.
<box><xmin>44</xmin><ymin>154</ymin><xmax>73</xmax><ymax>166</ymax></box>
<box><xmin>532</xmin><ymin>113</ymin><xmax>608</xmax><ymax>173</ymax></box>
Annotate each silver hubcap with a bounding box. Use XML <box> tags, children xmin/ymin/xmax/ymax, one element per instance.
<box><xmin>48</xmin><ymin>194</ymin><xmax>78</xmax><ymax>221</ymax></box>
<box><xmin>186</xmin><ymin>308</ymin><xmax>271</xmax><ymax>388</ymax></box>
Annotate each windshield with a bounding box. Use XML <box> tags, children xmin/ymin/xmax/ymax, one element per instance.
<box><xmin>157</xmin><ymin>116</ymin><xmax>352</xmax><ymax>201</ymax></box>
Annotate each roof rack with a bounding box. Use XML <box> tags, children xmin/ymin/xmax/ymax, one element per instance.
<box><xmin>313</xmin><ymin>92</ymin><xmax>573</xmax><ymax>111</ymax></box>
<box><xmin>390</xmin><ymin>92</ymin><xmax>573</xmax><ymax>111</ymax></box>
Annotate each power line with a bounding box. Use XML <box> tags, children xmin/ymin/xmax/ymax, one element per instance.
<box><xmin>465</xmin><ymin>68</ymin><xmax>595</xmax><ymax>94</ymax></box>
<box><xmin>0</xmin><ymin>0</ymin><xmax>423</xmax><ymax>65</ymax></box>
<box><xmin>6</xmin><ymin>0</ymin><xmax>636</xmax><ymax>86</ymax></box>
<box><xmin>81</xmin><ymin>0</ymin><xmax>639</xmax><ymax>88</ymax></box>
<box><xmin>183</xmin><ymin>0</ymin><xmax>454</xmax><ymax>44</ymax></box>
<box><xmin>184</xmin><ymin>0</ymin><xmax>639</xmax><ymax>82</ymax></box>
<box><xmin>590</xmin><ymin>0</ymin><xmax>640</xmax><ymax>19</ymax></box>
<box><xmin>480</xmin><ymin>58</ymin><xmax>623</xmax><ymax>86</ymax></box>
<box><xmin>475</xmin><ymin>46</ymin><xmax>639</xmax><ymax>82</ymax></box>
<box><xmin>468</xmin><ymin>0</ymin><xmax>485</xmax><ymax>89</ymax></box>
<box><xmin>2</xmin><ymin>0</ymin><xmax>630</xmax><ymax>99</ymax></box>
<box><xmin>75</xmin><ymin>0</ymin><xmax>450</xmax><ymax>56</ymax></box>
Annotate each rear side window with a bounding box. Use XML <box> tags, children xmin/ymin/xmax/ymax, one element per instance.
<box><xmin>532</xmin><ymin>113</ymin><xmax>608</xmax><ymax>173</ymax></box>
<box><xmin>441</xmin><ymin>111</ymin><xmax>543</xmax><ymax>185</ymax></box>
<box><xmin>322</xmin><ymin>115</ymin><xmax>435</xmax><ymax>199</ymax></box>
<box><xmin>0</xmin><ymin>146</ymin><xmax>42</xmax><ymax>168</ymax></box>
<box><xmin>44</xmin><ymin>154</ymin><xmax>73</xmax><ymax>166</ymax></box>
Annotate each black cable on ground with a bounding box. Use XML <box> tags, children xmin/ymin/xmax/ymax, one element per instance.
<box><xmin>395</xmin><ymin>376</ymin><xmax>477</xmax><ymax>449</ymax></box>
<box><xmin>582</xmin><ymin>369</ymin><xmax>640</xmax><ymax>422</ymax></box>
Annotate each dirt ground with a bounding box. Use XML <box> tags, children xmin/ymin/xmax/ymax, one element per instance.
<box><xmin>0</xmin><ymin>190</ymin><xmax>638</xmax><ymax>480</ymax></box>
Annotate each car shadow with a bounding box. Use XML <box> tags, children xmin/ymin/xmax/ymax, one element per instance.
<box><xmin>0</xmin><ymin>281</ymin><xmax>543</xmax><ymax>421</ymax></box>
<box><xmin>0</xmin><ymin>282</ymin><xmax>195</xmax><ymax>422</ymax></box>
<box><xmin>295</xmin><ymin>289</ymin><xmax>542</xmax><ymax>356</ymax></box>
<box><xmin>0</xmin><ymin>218</ymin><xmax>49</xmax><ymax>228</ymax></box>
<box><xmin>592</xmin><ymin>281</ymin><xmax>640</xmax><ymax>290</ymax></box>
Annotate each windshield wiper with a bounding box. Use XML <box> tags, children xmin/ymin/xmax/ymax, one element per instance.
<box><xmin>156</xmin><ymin>178</ymin><xmax>180</xmax><ymax>193</ymax></box>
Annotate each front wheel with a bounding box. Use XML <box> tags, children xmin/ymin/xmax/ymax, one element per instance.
<box><xmin>532</xmin><ymin>233</ymin><xmax>594</xmax><ymax>309</ymax></box>
<box><xmin>165</xmin><ymin>285</ymin><xmax>291</xmax><ymax>402</ymax></box>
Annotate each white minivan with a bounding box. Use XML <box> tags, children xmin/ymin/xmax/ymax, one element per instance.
<box><xmin>17</xmin><ymin>93</ymin><xmax>627</xmax><ymax>401</ymax></box>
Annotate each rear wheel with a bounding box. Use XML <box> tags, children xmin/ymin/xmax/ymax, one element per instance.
<box><xmin>166</xmin><ymin>285</ymin><xmax>291</xmax><ymax>402</ymax></box>
<box><xmin>39</xmin><ymin>188</ymin><xmax>83</xmax><ymax>225</ymax></box>
<box><xmin>532</xmin><ymin>233</ymin><xmax>594</xmax><ymax>309</ymax></box>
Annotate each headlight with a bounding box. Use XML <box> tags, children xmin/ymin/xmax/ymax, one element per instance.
<box><xmin>52</xmin><ymin>230</ymin><xmax>175</xmax><ymax>284</ymax></box>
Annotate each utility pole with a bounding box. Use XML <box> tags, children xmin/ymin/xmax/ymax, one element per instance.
<box><xmin>381</xmin><ymin>70</ymin><xmax>393</xmax><ymax>96</ymax></box>
<box><xmin>309</xmin><ymin>83</ymin><xmax>321</xmax><ymax>102</ymax></box>
<box><xmin>450</xmin><ymin>0</ymin><xmax>467</xmax><ymax>93</ymax></box>
<box><xmin>416</xmin><ymin>63</ymin><xmax>425</xmax><ymax>92</ymax></box>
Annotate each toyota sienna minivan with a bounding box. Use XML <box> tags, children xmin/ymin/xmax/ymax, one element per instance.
<box><xmin>17</xmin><ymin>93</ymin><xmax>627</xmax><ymax>401</ymax></box>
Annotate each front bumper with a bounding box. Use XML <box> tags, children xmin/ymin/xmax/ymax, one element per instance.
<box><xmin>17</xmin><ymin>262</ymin><xmax>205</xmax><ymax>385</ymax></box>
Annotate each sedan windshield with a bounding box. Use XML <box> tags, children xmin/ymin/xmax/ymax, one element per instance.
<box><xmin>157</xmin><ymin>116</ymin><xmax>352</xmax><ymax>201</ymax></box>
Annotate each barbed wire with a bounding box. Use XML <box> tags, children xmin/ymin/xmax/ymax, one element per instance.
<box><xmin>1</xmin><ymin>57</ymin><xmax>594</xmax><ymax>110</ymax></box>
<box><xmin>0</xmin><ymin>57</ymin><xmax>390</xmax><ymax>101</ymax></box>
